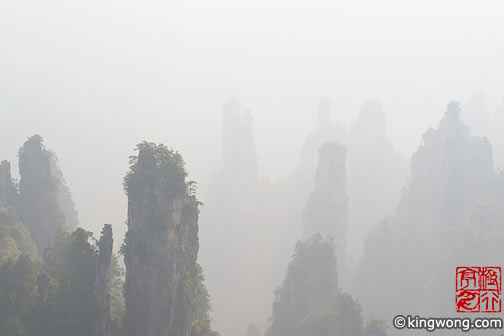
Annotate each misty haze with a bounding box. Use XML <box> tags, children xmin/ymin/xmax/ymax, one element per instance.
<box><xmin>1</xmin><ymin>1</ymin><xmax>504</xmax><ymax>336</ymax></box>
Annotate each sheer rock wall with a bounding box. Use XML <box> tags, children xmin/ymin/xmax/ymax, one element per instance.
<box><xmin>123</xmin><ymin>143</ymin><xmax>203</xmax><ymax>336</ymax></box>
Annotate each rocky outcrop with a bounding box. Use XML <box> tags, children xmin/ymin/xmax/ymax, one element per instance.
<box><xmin>123</xmin><ymin>142</ymin><xmax>214</xmax><ymax>336</ymax></box>
<box><xmin>18</xmin><ymin>135</ymin><xmax>65</xmax><ymax>249</ymax></box>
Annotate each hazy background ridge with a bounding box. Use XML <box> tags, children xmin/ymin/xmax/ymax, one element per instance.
<box><xmin>1</xmin><ymin>0</ymin><xmax>504</xmax><ymax>242</ymax></box>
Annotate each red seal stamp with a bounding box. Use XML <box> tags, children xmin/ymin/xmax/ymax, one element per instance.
<box><xmin>456</xmin><ymin>267</ymin><xmax>501</xmax><ymax>313</ymax></box>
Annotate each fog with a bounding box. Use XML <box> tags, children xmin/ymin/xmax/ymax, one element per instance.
<box><xmin>1</xmin><ymin>1</ymin><xmax>504</xmax><ymax>335</ymax></box>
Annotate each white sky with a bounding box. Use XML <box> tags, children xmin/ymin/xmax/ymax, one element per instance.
<box><xmin>1</xmin><ymin>0</ymin><xmax>504</xmax><ymax>238</ymax></box>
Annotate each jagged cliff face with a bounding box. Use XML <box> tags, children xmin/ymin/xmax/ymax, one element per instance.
<box><xmin>123</xmin><ymin>142</ymin><xmax>211</xmax><ymax>336</ymax></box>
<box><xmin>354</xmin><ymin>102</ymin><xmax>495</xmax><ymax>321</ymax></box>
<box><xmin>303</xmin><ymin>142</ymin><xmax>348</xmax><ymax>262</ymax></box>
<box><xmin>18</xmin><ymin>135</ymin><xmax>65</xmax><ymax>249</ymax></box>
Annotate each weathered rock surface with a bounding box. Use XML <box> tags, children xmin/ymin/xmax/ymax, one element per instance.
<box><xmin>123</xmin><ymin>142</ymin><xmax>213</xmax><ymax>336</ymax></box>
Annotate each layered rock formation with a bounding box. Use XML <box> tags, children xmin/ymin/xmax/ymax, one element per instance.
<box><xmin>123</xmin><ymin>142</ymin><xmax>214</xmax><ymax>336</ymax></box>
